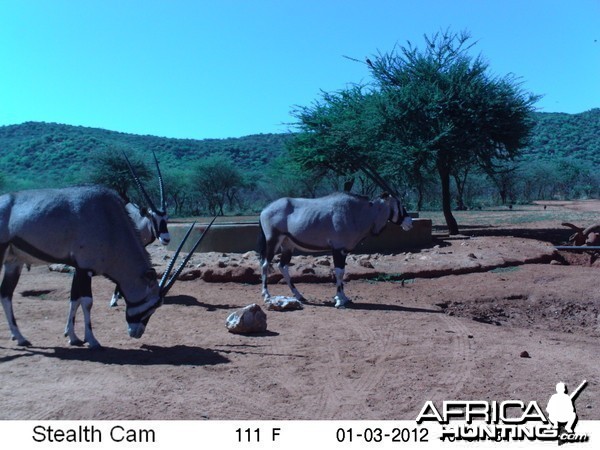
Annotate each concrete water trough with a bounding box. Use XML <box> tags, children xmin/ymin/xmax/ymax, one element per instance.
<box><xmin>167</xmin><ymin>217</ymin><xmax>432</xmax><ymax>254</ymax></box>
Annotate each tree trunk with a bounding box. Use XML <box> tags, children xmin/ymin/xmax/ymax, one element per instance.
<box><xmin>438</xmin><ymin>163</ymin><xmax>460</xmax><ymax>235</ymax></box>
<box><xmin>415</xmin><ymin>173</ymin><xmax>424</xmax><ymax>211</ymax></box>
<box><xmin>452</xmin><ymin>167</ymin><xmax>469</xmax><ymax>211</ymax></box>
<box><xmin>416</xmin><ymin>183</ymin><xmax>424</xmax><ymax>211</ymax></box>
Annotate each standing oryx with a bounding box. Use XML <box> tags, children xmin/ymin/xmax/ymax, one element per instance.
<box><xmin>123</xmin><ymin>150</ymin><xmax>170</xmax><ymax>246</ymax></box>
<box><xmin>258</xmin><ymin>191</ymin><xmax>413</xmax><ymax>308</ymax></box>
<box><xmin>110</xmin><ymin>151</ymin><xmax>171</xmax><ymax>307</ymax></box>
<box><xmin>0</xmin><ymin>185</ymin><xmax>205</xmax><ymax>349</ymax></box>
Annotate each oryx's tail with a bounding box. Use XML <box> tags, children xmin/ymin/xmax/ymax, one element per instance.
<box><xmin>257</xmin><ymin>222</ymin><xmax>267</xmax><ymax>265</ymax></box>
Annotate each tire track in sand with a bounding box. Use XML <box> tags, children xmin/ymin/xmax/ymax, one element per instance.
<box><xmin>312</xmin><ymin>312</ymin><xmax>394</xmax><ymax>419</ymax></box>
<box><xmin>311</xmin><ymin>307</ymin><xmax>476</xmax><ymax>419</ymax></box>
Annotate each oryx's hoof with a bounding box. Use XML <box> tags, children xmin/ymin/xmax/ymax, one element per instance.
<box><xmin>13</xmin><ymin>336</ymin><xmax>32</xmax><ymax>347</ymax></box>
<box><xmin>68</xmin><ymin>338</ymin><xmax>85</xmax><ymax>347</ymax></box>
<box><xmin>84</xmin><ymin>337</ymin><xmax>102</xmax><ymax>349</ymax></box>
<box><xmin>334</xmin><ymin>296</ymin><xmax>351</xmax><ymax>309</ymax></box>
<box><xmin>87</xmin><ymin>343</ymin><xmax>104</xmax><ymax>351</ymax></box>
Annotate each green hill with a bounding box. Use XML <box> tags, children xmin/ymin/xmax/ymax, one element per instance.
<box><xmin>0</xmin><ymin>121</ymin><xmax>291</xmax><ymax>189</ymax></box>
<box><xmin>0</xmin><ymin>108</ymin><xmax>598</xmax><ymax>201</ymax></box>
<box><xmin>524</xmin><ymin>108</ymin><xmax>600</xmax><ymax>163</ymax></box>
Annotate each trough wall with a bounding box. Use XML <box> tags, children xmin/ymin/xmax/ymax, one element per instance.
<box><xmin>168</xmin><ymin>218</ymin><xmax>432</xmax><ymax>254</ymax></box>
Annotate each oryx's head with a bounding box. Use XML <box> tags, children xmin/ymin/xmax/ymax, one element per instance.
<box><xmin>126</xmin><ymin>216</ymin><xmax>218</xmax><ymax>339</ymax></box>
<box><xmin>141</xmin><ymin>206</ymin><xmax>170</xmax><ymax>246</ymax></box>
<box><xmin>381</xmin><ymin>192</ymin><xmax>413</xmax><ymax>231</ymax></box>
<box><xmin>358</xmin><ymin>163</ymin><xmax>413</xmax><ymax>232</ymax></box>
<box><xmin>124</xmin><ymin>268</ymin><xmax>162</xmax><ymax>339</ymax></box>
<box><xmin>124</xmin><ymin>151</ymin><xmax>171</xmax><ymax>245</ymax></box>
<box><xmin>123</xmin><ymin>216</ymin><xmax>215</xmax><ymax>339</ymax></box>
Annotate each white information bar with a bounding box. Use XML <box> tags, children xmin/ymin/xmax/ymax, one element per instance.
<box><xmin>1</xmin><ymin>420</ymin><xmax>597</xmax><ymax>449</ymax></box>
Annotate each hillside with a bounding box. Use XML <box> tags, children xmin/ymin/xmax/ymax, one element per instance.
<box><xmin>0</xmin><ymin>108</ymin><xmax>599</xmax><ymax>190</ymax></box>
<box><xmin>524</xmin><ymin>108</ymin><xmax>600</xmax><ymax>163</ymax></box>
<box><xmin>0</xmin><ymin>121</ymin><xmax>291</xmax><ymax>188</ymax></box>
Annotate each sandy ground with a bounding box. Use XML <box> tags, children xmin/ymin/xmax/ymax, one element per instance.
<box><xmin>0</xmin><ymin>202</ymin><xmax>599</xmax><ymax>421</ymax></box>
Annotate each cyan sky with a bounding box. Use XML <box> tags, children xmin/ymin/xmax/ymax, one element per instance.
<box><xmin>1</xmin><ymin>0</ymin><xmax>598</xmax><ymax>139</ymax></box>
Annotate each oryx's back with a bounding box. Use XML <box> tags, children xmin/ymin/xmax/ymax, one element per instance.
<box><xmin>260</xmin><ymin>192</ymin><xmax>385</xmax><ymax>251</ymax></box>
<box><xmin>0</xmin><ymin>186</ymin><xmax>146</xmax><ymax>271</ymax></box>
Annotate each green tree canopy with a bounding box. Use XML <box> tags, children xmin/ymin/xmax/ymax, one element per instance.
<box><xmin>191</xmin><ymin>154</ymin><xmax>245</xmax><ymax>215</ymax></box>
<box><xmin>369</xmin><ymin>30</ymin><xmax>540</xmax><ymax>233</ymax></box>
<box><xmin>89</xmin><ymin>148</ymin><xmax>151</xmax><ymax>201</ymax></box>
<box><xmin>290</xmin><ymin>30</ymin><xmax>540</xmax><ymax>234</ymax></box>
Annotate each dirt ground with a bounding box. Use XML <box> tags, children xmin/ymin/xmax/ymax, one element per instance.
<box><xmin>0</xmin><ymin>201</ymin><xmax>599</xmax><ymax>420</ymax></box>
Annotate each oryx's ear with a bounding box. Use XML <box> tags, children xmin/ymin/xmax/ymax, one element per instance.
<box><xmin>380</xmin><ymin>192</ymin><xmax>390</xmax><ymax>199</ymax></box>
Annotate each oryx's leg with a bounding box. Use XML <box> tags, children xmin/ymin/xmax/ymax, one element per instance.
<box><xmin>332</xmin><ymin>249</ymin><xmax>350</xmax><ymax>308</ymax></box>
<box><xmin>65</xmin><ymin>297</ymin><xmax>83</xmax><ymax>346</ymax></box>
<box><xmin>278</xmin><ymin>246</ymin><xmax>306</xmax><ymax>302</ymax></box>
<box><xmin>65</xmin><ymin>270</ymin><xmax>101</xmax><ymax>349</ymax></box>
<box><xmin>0</xmin><ymin>262</ymin><xmax>31</xmax><ymax>346</ymax></box>
<box><xmin>260</xmin><ymin>245</ymin><xmax>274</xmax><ymax>301</ymax></box>
<box><xmin>110</xmin><ymin>286</ymin><xmax>121</xmax><ymax>307</ymax></box>
<box><xmin>260</xmin><ymin>266</ymin><xmax>270</xmax><ymax>301</ymax></box>
<box><xmin>260</xmin><ymin>233</ymin><xmax>282</xmax><ymax>301</ymax></box>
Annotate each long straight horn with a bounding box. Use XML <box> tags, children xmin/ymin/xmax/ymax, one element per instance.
<box><xmin>159</xmin><ymin>216</ymin><xmax>218</xmax><ymax>297</ymax></box>
<box><xmin>159</xmin><ymin>221</ymin><xmax>196</xmax><ymax>290</ymax></box>
<box><xmin>151</xmin><ymin>150</ymin><xmax>166</xmax><ymax>213</ymax></box>
<box><xmin>350</xmin><ymin>161</ymin><xmax>394</xmax><ymax>196</ymax></box>
<box><xmin>361</xmin><ymin>163</ymin><xmax>399</xmax><ymax>197</ymax></box>
<box><xmin>122</xmin><ymin>151</ymin><xmax>158</xmax><ymax>212</ymax></box>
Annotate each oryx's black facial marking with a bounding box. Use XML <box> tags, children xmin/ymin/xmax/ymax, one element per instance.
<box><xmin>126</xmin><ymin>296</ymin><xmax>162</xmax><ymax>325</ymax></box>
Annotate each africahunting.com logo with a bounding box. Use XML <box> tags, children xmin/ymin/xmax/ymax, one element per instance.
<box><xmin>416</xmin><ymin>380</ymin><xmax>589</xmax><ymax>444</ymax></box>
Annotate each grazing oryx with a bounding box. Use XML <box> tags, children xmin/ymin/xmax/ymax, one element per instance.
<box><xmin>258</xmin><ymin>191</ymin><xmax>413</xmax><ymax>308</ymax></box>
<box><xmin>110</xmin><ymin>151</ymin><xmax>171</xmax><ymax>307</ymax></box>
<box><xmin>0</xmin><ymin>185</ymin><xmax>206</xmax><ymax>349</ymax></box>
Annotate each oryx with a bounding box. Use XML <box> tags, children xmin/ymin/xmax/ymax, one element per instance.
<box><xmin>110</xmin><ymin>151</ymin><xmax>170</xmax><ymax>307</ymax></box>
<box><xmin>0</xmin><ymin>185</ymin><xmax>208</xmax><ymax>349</ymax></box>
<box><xmin>258</xmin><ymin>190</ymin><xmax>413</xmax><ymax>308</ymax></box>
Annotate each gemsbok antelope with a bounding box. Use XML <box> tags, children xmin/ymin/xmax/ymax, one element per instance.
<box><xmin>258</xmin><ymin>190</ymin><xmax>413</xmax><ymax>308</ymax></box>
<box><xmin>110</xmin><ymin>151</ymin><xmax>171</xmax><ymax>307</ymax></box>
<box><xmin>0</xmin><ymin>185</ymin><xmax>209</xmax><ymax>349</ymax></box>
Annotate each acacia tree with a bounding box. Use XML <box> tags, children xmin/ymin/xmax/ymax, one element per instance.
<box><xmin>290</xmin><ymin>85</ymin><xmax>382</xmax><ymax>174</ymax></box>
<box><xmin>89</xmin><ymin>148</ymin><xmax>151</xmax><ymax>200</ymax></box>
<box><xmin>263</xmin><ymin>154</ymin><xmax>327</xmax><ymax>199</ymax></box>
<box><xmin>289</xmin><ymin>31</ymin><xmax>538</xmax><ymax>232</ymax></box>
<box><xmin>192</xmin><ymin>154</ymin><xmax>245</xmax><ymax>215</ymax></box>
<box><xmin>162</xmin><ymin>168</ymin><xmax>193</xmax><ymax>216</ymax></box>
<box><xmin>368</xmin><ymin>30</ymin><xmax>540</xmax><ymax>233</ymax></box>
<box><xmin>289</xmin><ymin>85</ymin><xmax>406</xmax><ymax>196</ymax></box>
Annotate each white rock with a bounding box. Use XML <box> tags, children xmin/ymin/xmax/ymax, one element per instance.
<box><xmin>265</xmin><ymin>296</ymin><xmax>304</xmax><ymax>311</ymax></box>
<box><xmin>48</xmin><ymin>264</ymin><xmax>74</xmax><ymax>273</ymax></box>
<box><xmin>226</xmin><ymin>304</ymin><xmax>267</xmax><ymax>334</ymax></box>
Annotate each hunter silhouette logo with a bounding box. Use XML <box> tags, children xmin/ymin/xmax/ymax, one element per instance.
<box><xmin>416</xmin><ymin>379</ymin><xmax>590</xmax><ymax>443</ymax></box>
<box><xmin>546</xmin><ymin>380</ymin><xmax>587</xmax><ymax>439</ymax></box>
